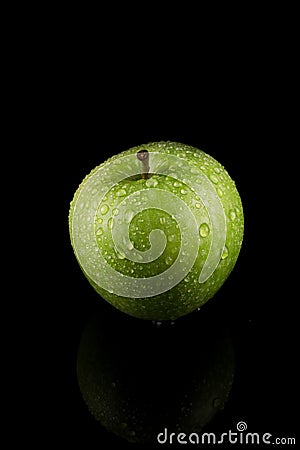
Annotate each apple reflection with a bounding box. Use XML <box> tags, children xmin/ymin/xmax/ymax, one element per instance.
<box><xmin>77</xmin><ymin>306</ymin><xmax>235</xmax><ymax>444</ymax></box>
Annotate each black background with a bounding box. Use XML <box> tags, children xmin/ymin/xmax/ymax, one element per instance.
<box><xmin>23</xmin><ymin>18</ymin><xmax>298</xmax><ymax>447</ymax></box>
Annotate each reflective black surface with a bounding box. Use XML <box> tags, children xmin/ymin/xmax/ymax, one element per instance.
<box><xmin>77</xmin><ymin>307</ymin><xmax>235</xmax><ymax>443</ymax></box>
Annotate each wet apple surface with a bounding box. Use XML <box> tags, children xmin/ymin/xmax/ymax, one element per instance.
<box><xmin>69</xmin><ymin>142</ymin><xmax>244</xmax><ymax>320</ymax></box>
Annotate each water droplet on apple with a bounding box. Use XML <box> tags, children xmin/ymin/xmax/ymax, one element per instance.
<box><xmin>209</xmin><ymin>174</ymin><xmax>219</xmax><ymax>184</ymax></box>
<box><xmin>180</xmin><ymin>188</ymin><xmax>186</xmax><ymax>195</ymax></box>
<box><xmin>165</xmin><ymin>256</ymin><xmax>173</xmax><ymax>265</ymax></box>
<box><xmin>160</xmin><ymin>217</ymin><xmax>166</xmax><ymax>225</ymax></box>
<box><xmin>173</xmin><ymin>181</ymin><xmax>181</xmax><ymax>187</ymax></box>
<box><xmin>127</xmin><ymin>242</ymin><xmax>134</xmax><ymax>251</ymax></box>
<box><xmin>108</xmin><ymin>218</ymin><xmax>114</xmax><ymax>229</ymax></box>
<box><xmin>116</xmin><ymin>188</ymin><xmax>127</xmax><ymax>197</ymax></box>
<box><xmin>125</xmin><ymin>210</ymin><xmax>135</xmax><ymax>223</ymax></box>
<box><xmin>195</xmin><ymin>202</ymin><xmax>201</xmax><ymax>209</ymax></box>
<box><xmin>214</xmin><ymin>167</ymin><xmax>221</xmax><ymax>174</ymax></box>
<box><xmin>117</xmin><ymin>250</ymin><xmax>126</xmax><ymax>259</ymax></box>
<box><xmin>199</xmin><ymin>223</ymin><xmax>210</xmax><ymax>237</ymax></box>
<box><xmin>146</xmin><ymin>178</ymin><xmax>158</xmax><ymax>188</ymax></box>
<box><xmin>96</xmin><ymin>217</ymin><xmax>103</xmax><ymax>224</ymax></box>
<box><xmin>221</xmin><ymin>245</ymin><xmax>229</xmax><ymax>259</ymax></box>
<box><xmin>96</xmin><ymin>227</ymin><xmax>103</xmax><ymax>236</ymax></box>
<box><xmin>112</xmin><ymin>208</ymin><xmax>119</xmax><ymax>216</ymax></box>
<box><xmin>229</xmin><ymin>209</ymin><xmax>236</xmax><ymax>220</ymax></box>
<box><xmin>217</xmin><ymin>188</ymin><xmax>223</xmax><ymax>197</ymax></box>
<box><xmin>168</xmin><ymin>234</ymin><xmax>176</xmax><ymax>242</ymax></box>
<box><xmin>100</xmin><ymin>204</ymin><xmax>109</xmax><ymax>215</ymax></box>
<box><xmin>135</xmin><ymin>253</ymin><xmax>143</xmax><ymax>261</ymax></box>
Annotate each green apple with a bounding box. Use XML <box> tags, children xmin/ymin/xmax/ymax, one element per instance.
<box><xmin>69</xmin><ymin>141</ymin><xmax>243</xmax><ymax>320</ymax></box>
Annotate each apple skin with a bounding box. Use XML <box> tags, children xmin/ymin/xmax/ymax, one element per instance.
<box><xmin>69</xmin><ymin>142</ymin><xmax>244</xmax><ymax>320</ymax></box>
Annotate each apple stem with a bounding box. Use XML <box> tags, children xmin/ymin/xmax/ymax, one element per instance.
<box><xmin>137</xmin><ymin>150</ymin><xmax>150</xmax><ymax>179</ymax></box>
